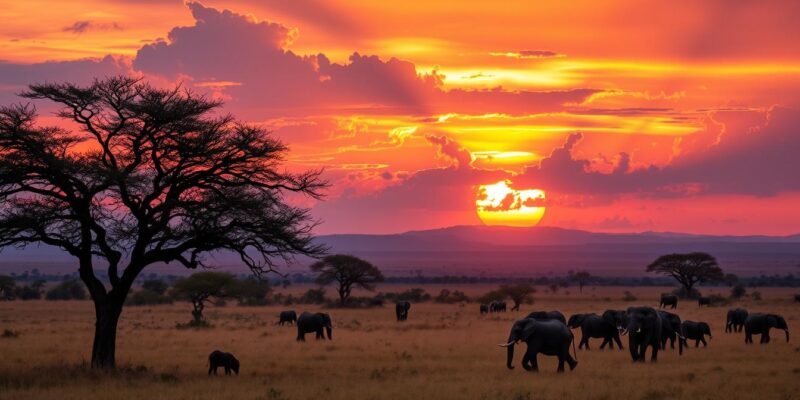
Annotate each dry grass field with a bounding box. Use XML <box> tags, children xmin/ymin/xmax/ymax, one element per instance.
<box><xmin>0</xmin><ymin>286</ymin><xmax>798</xmax><ymax>400</ymax></box>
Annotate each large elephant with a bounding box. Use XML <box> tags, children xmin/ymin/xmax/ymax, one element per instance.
<box><xmin>745</xmin><ymin>313</ymin><xmax>789</xmax><ymax>344</ymax></box>
<box><xmin>396</xmin><ymin>301</ymin><xmax>411</xmax><ymax>321</ymax></box>
<box><xmin>208</xmin><ymin>350</ymin><xmax>239</xmax><ymax>375</ymax></box>
<box><xmin>499</xmin><ymin>318</ymin><xmax>578</xmax><ymax>373</ymax></box>
<box><xmin>278</xmin><ymin>310</ymin><xmax>297</xmax><ymax>326</ymax></box>
<box><xmin>681</xmin><ymin>321</ymin><xmax>712</xmax><ymax>348</ymax></box>
<box><xmin>525</xmin><ymin>310</ymin><xmax>567</xmax><ymax>325</ymax></box>
<box><xmin>659</xmin><ymin>294</ymin><xmax>678</xmax><ymax>309</ymax></box>
<box><xmin>658</xmin><ymin>310</ymin><xmax>684</xmax><ymax>355</ymax></box>
<box><xmin>726</xmin><ymin>308</ymin><xmax>748</xmax><ymax>333</ymax></box>
<box><xmin>296</xmin><ymin>312</ymin><xmax>333</xmax><ymax>341</ymax></box>
<box><xmin>567</xmin><ymin>311</ymin><xmax>624</xmax><ymax>350</ymax></box>
<box><xmin>620</xmin><ymin>306</ymin><xmax>663</xmax><ymax>362</ymax></box>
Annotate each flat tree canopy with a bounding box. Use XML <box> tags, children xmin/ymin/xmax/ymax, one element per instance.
<box><xmin>646</xmin><ymin>252</ymin><xmax>723</xmax><ymax>296</ymax></box>
<box><xmin>310</xmin><ymin>254</ymin><xmax>384</xmax><ymax>305</ymax></box>
<box><xmin>171</xmin><ymin>272</ymin><xmax>238</xmax><ymax>323</ymax></box>
<box><xmin>0</xmin><ymin>76</ymin><xmax>326</xmax><ymax>368</ymax></box>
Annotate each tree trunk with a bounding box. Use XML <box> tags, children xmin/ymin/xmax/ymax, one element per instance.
<box><xmin>91</xmin><ymin>299</ymin><xmax>123</xmax><ymax>369</ymax></box>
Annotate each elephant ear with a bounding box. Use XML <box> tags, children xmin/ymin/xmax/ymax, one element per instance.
<box><xmin>521</xmin><ymin>320</ymin><xmax>538</xmax><ymax>341</ymax></box>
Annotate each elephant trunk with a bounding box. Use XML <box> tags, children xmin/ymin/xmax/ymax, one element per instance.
<box><xmin>506</xmin><ymin>343</ymin><xmax>515</xmax><ymax>370</ymax></box>
<box><xmin>785</xmin><ymin>329</ymin><xmax>790</xmax><ymax>342</ymax></box>
<box><xmin>325</xmin><ymin>325</ymin><xmax>333</xmax><ymax>340</ymax></box>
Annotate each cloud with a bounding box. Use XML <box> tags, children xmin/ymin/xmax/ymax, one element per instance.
<box><xmin>425</xmin><ymin>135</ymin><xmax>473</xmax><ymax>169</ymax></box>
<box><xmin>62</xmin><ymin>21</ymin><xmax>123</xmax><ymax>34</ymax></box>
<box><xmin>518</xmin><ymin>107</ymin><xmax>800</xmax><ymax>197</ymax></box>
<box><xmin>490</xmin><ymin>50</ymin><xmax>564</xmax><ymax>59</ymax></box>
<box><xmin>132</xmin><ymin>2</ymin><xmax>599</xmax><ymax>118</ymax></box>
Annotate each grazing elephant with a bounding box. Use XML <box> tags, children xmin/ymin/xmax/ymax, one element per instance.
<box><xmin>480</xmin><ymin>304</ymin><xmax>489</xmax><ymax>314</ymax></box>
<box><xmin>659</xmin><ymin>294</ymin><xmax>678</xmax><ymax>309</ymax></box>
<box><xmin>500</xmin><ymin>318</ymin><xmax>578</xmax><ymax>373</ymax></box>
<box><xmin>568</xmin><ymin>312</ymin><xmax>624</xmax><ymax>350</ymax></box>
<box><xmin>698</xmin><ymin>297</ymin><xmax>711</xmax><ymax>307</ymax></box>
<box><xmin>726</xmin><ymin>308</ymin><xmax>748</xmax><ymax>333</ymax></box>
<box><xmin>208</xmin><ymin>350</ymin><xmax>239</xmax><ymax>375</ymax></box>
<box><xmin>745</xmin><ymin>313</ymin><xmax>789</xmax><ymax>344</ymax></box>
<box><xmin>296</xmin><ymin>312</ymin><xmax>333</xmax><ymax>341</ymax></box>
<box><xmin>396</xmin><ymin>301</ymin><xmax>411</xmax><ymax>321</ymax></box>
<box><xmin>278</xmin><ymin>310</ymin><xmax>297</xmax><ymax>326</ymax></box>
<box><xmin>526</xmin><ymin>311</ymin><xmax>567</xmax><ymax>325</ymax></box>
<box><xmin>495</xmin><ymin>301</ymin><xmax>507</xmax><ymax>312</ymax></box>
<box><xmin>658</xmin><ymin>310</ymin><xmax>684</xmax><ymax>355</ymax></box>
<box><xmin>620</xmin><ymin>306</ymin><xmax>663</xmax><ymax>362</ymax></box>
<box><xmin>681</xmin><ymin>321</ymin><xmax>712</xmax><ymax>348</ymax></box>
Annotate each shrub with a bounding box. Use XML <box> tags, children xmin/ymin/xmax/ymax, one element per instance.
<box><xmin>1</xmin><ymin>329</ymin><xmax>19</xmax><ymax>338</ymax></box>
<box><xmin>379</xmin><ymin>288</ymin><xmax>431</xmax><ymax>303</ymax></box>
<box><xmin>127</xmin><ymin>289</ymin><xmax>173</xmax><ymax>306</ymax></box>
<box><xmin>751</xmin><ymin>291</ymin><xmax>762</xmax><ymax>301</ymax></box>
<box><xmin>434</xmin><ymin>289</ymin><xmax>469</xmax><ymax>303</ymax></box>
<box><xmin>477</xmin><ymin>289</ymin><xmax>506</xmax><ymax>304</ymax></box>
<box><xmin>298</xmin><ymin>288</ymin><xmax>327</xmax><ymax>304</ymax></box>
<box><xmin>706</xmin><ymin>294</ymin><xmax>730</xmax><ymax>306</ymax></box>
<box><xmin>45</xmin><ymin>280</ymin><xmax>86</xmax><ymax>300</ymax></box>
<box><xmin>14</xmin><ymin>284</ymin><xmax>43</xmax><ymax>300</ymax></box>
<box><xmin>235</xmin><ymin>278</ymin><xmax>272</xmax><ymax>306</ymax></box>
<box><xmin>141</xmin><ymin>279</ymin><xmax>169</xmax><ymax>295</ymax></box>
<box><xmin>730</xmin><ymin>284</ymin><xmax>747</xmax><ymax>299</ymax></box>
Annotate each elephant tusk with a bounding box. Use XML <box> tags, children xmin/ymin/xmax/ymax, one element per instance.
<box><xmin>498</xmin><ymin>341</ymin><xmax>516</xmax><ymax>347</ymax></box>
<box><xmin>636</xmin><ymin>328</ymin><xmax>641</xmax><ymax>333</ymax></box>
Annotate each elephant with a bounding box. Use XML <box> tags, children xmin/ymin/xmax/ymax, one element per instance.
<box><xmin>698</xmin><ymin>297</ymin><xmax>711</xmax><ymax>307</ymax></box>
<box><xmin>525</xmin><ymin>311</ymin><xmax>567</xmax><ymax>325</ymax></box>
<box><xmin>681</xmin><ymin>321</ymin><xmax>712</xmax><ymax>348</ymax></box>
<box><xmin>278</xmin><ymin>310</ymin><xmax>297</xmax><ymax>326</ymax></box>
<box><xmin>620</xmin><ymin>306</ymin><xmax>663</xmax><ymax>362</ymax></box>
<box><xmin>659</xmin><ymin>294</ymin><xmax>678</xmax><ymax>309</ymax></box>
<box><xmin>567</xmin><ymin>311</ymin><xmax>624</xmax><ymax>350</ymax></box>
<box><xmin>499</xmin><ymin>318</ymin><xmax>578</xmax><ymax>373</ymax></box>
<box><xmin>726</xmin><ymin>308</ymin><xmax>748</xmax><ymax>333</ymax></box>
<box><xmin>296</xmin><ymin>312</ymin><xmax>332</xmax><ymax>341</ymax></box>
<box><xmin>480</xmin><ymin>304</ymin><xmax>489</xmax><ymax>315</ymax></box>
<box><xmin>396</xmin><ymin>301</ymin><xmax>411</xmax><ymax>321</ymax></box>
<box><xmin>490</xmin><ymin>301</ymin><xmax>507</xmax><ymax>313</ymax></box>
<box><xmin>208</xmin><ymin>350</ymin><xmax>239</xmax><ymax>375</ymax></box>
<box><xmin>744</xmin><ymin>313</ymin><xmax>789</xmax><ymax>344</ymax></box>
<box><xmin>658</xmin><ymin>310</ymin><xmax>684</xmax><ymax>355</ymax></box>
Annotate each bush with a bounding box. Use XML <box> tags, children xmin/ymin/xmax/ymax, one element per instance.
<box><xmin>141</xmin><ymin>279</ymin><xmax>169</xmax><ymax>295</ymax></box>
<box><xmin>706</xmin><ymin>294</ymin><xmax>730</xmax><ymax>306</ymax></box>
<box><xmin>622</xmin><ymin>291</ymin><xmax>637</xmax><ymax>302</ymax></box>
<box><xmin>477</xmin><ymin>289</ymin><xmax>506</xmax><ymax>304</ymax></box>
<box><xmin>434</xmin><ymin>289</ymin><xmax>469</xmax><ymax>303</ymax></box>
<box><xmin>379</xmin><ymin>288</ymin><xmax>431</xmax><ymax>303</ymax></box>
<box><xmin>45</xmin><ymin>280</ymin><xmax>86</xmax><ymax>300</ymax></box>
<box><xmin>235</xmin><ymin>278</ymin><xmax>272</xmax><ymax>306</ymax></box>
<box><xmin>298</xmin><ymin>288</ymin><xmax>326</xmax><ymax>304</ymax></box>
<box><xmin>15</xmin><ymin>284</ymin><xmax>43</xmax><ymax>300</ymax></box>
<box><xmin>127</xmin><ymin>289</ymin><xmax>173</xmax><ymax>306</ymax></box>
<box><xmin>730</xmin><ymin>284</ymin><xmax>747</xmax><ymax>299</ymax></box>
<box><xmin>751</xmin><ymin>291</ymin><xmax>762</xmax><ymax>301</ymax></box>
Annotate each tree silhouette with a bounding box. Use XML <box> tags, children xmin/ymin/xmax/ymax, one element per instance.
<box><xmin>646</xmin><ymin>252</ymin><xmax>723</xmax><ymax>296</ymax></box>
<box><xmin>171</xmin><ymin>272</ymin><xmax>238</xmax><ymax>324</ymax></box>
<box><xmin>310</xmin><ymin>254</ymin><xmax>384</xmax><ymax>306</ymax></box>
<box><xmin>568</xmin><ymin>270</ymin><xmax>593</xmax><ymax>293</ymax></box>
<box><xmin>0</xmin><ymin>77</ymin><xmax>326</xmax><ymax>368</ymax></box>
<box><xmin>499</xmin><ymin>283</ymin><xmax>536</xmax><ymax>311</ymax></box>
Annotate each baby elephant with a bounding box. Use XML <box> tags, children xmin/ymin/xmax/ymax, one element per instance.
<box><xmin>278</xmin><ymin>310</ymin><xmax>297</xmax><ymax>326</ymax></box>
<box><xmin>208</xmin><ymin>350</ymin><xmax>240</xmax><ymax>375</ymax></box>
<box><xmin>681</xmin><ymin>321</ymin><xmax>712</xmax><ymax>348</ymax></box>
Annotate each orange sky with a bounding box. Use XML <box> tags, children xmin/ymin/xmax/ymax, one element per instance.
<box><xmin>1</xmin><ymin>1</ymin><xmax>798</xmax><ymax>235</ymax></box>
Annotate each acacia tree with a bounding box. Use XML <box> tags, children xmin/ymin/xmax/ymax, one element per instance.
<box><xmin>0</xmin><ymin>77</ymin><xmax>326</xmax><ymax>368</ymax></box>
<box><xmin>499</xmin><ymin>283</ymin><xmax>536</xmax><ymax>311</ymax></box>
<box><xmin>310</xmin><ymin>254</ymin><xmax>384</xmax><ymax>305</ymax></box>
<box><xmin>646</xmin><ymin>252</ymin><xmax>723</xmax><ymax>296</ymax></box>
<box><xmin>568</xmin><ymin>270</ymin><xmax>593</xmax><ymax>293</ymax></box>
<box><xmin>171</xmin><ymin>272</ymin><xmax>238</xmax><ymax>324</ymax></box>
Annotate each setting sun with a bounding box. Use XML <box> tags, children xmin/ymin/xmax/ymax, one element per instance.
<box><xmin>475</xmin><ymin>180</ymin><xmax>546</xmax><ymax>227</ymax></box>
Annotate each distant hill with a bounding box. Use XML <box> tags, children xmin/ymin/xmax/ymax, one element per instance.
<box><xmin>1</xmin><ymin>225</ymin><xmax>798</xmax><ymax>277</ymax></box>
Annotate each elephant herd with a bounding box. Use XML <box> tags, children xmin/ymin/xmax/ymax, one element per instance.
<box><xmin>503</xmin><ymin>305</ymin><xmax>790</xmax><ymax>373</ymax></box>
<box><xmin>207</xmin><ymin>300</ymin><xmax>790</xmax><ymax>376</ymax></box>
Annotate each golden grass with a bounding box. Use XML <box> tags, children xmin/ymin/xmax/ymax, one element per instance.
<box><xmin>0</xmin><ymin>286</ymin><xmax>798</xmax><ymax>400</ymax></box>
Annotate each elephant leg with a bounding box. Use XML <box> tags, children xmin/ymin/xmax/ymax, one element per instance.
<box><xmin>297</xmin><ymin>332</ymin><xmax>305</xmax><ymax>342</ymax></box>
<box><xmin>557</xmin><ymin>356</ymin><xmax>565</xmax><ymax>373</ymax></box>
<box><xmin>701</xmin><ymin>338</ymin><xmax>707</xmax><ymax>347</ymax></box>
<box><xmin>523</xmin><ymin>350</ymin><xmax>539</xmax><ymax>372</ymax></box>
<box><xmin>565</xmin><ymin>349</ymin><xmax>578</xmax><ymax>370</ymax></box>
<box><xmin>650</xmin><ymin>343</ymin><xmax>659</xmax><ymax>362</ymax></box>
<box><xmin>225</xmin><ymin>366</ymin><xmax>230</xmax><ymax>375</ymax></box>
<box><xmin>600</xmin><ymin>337</ymin><xmax>609</xmax><ymax>350</ymax></box>
<box><xmin>208</xmin><ymin>365</ymin><xmax>214</xmax><ymax>375</ymax></box>
<box><xmin>695</xmin><ymin>339</ymin><xmax>700</xmax><ymax>348</ymax></box>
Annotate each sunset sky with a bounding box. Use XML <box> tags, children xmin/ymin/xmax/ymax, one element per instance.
<box><xmin>1</xmin><ymin>1</ymin><xmax>798</xmax><ymax>235</ymax></box>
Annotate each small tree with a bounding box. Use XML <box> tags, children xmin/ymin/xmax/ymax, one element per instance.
<box><xmin>646</xmin><ymin>252</ymin><xmax>723</xmax><ymax>297</ymax></box>
<box><xmin>730</xmin><ymin>284</ymin><xmax>747</xmax><ymax>299</ymax></box>
<box><xmin>46</xmin><ymin>279</ymin><xmax>87</xmax><ymax>300</ymax></box>
<box><xmin>234</xmin><ymin>277</ymin><xmax>271</xmax><ymax>306</ymax></box>
<box><xmin>499</xmin><ymin>283</ymin><xmax>536</xmax><ymax>311</ymax></box>
<box><xmin>310</xmin><ymin>254</ymin><xmax>384</xmax><ymax>306</ymax></box>
<box><xmin>723</xmin><ymin>273</ymin><xmax>739</xmax><ymax>287</ymax></box>
<box><xmin>568</xmin><ymin>270</ymin><xmax>593</xmax><ymax>293</ymax></box>
<box><xmin>171</xmin><ymin>272</ymin><xmax>239</xmax><ymax>324</ymax></box>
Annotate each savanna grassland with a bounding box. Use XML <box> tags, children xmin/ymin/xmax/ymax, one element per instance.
<box><xmin>0</xmin><ymin>286</ymin><xmax>798</xmax><ymax>400</ymax></box>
